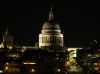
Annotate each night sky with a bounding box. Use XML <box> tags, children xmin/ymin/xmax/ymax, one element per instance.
<box><xmin>0</xmin><ymin>0</ymin><xmax>100</xmax><ymax>47</ymax></box>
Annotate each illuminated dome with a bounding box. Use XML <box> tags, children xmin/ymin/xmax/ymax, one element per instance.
<box><xmin>42</xmin><ymin>7</ymin><xmax>60</xmax><ymax>30</ymax></box>
<box><xmin>42</xmin><ymin>20</ymin><xmax>60</xmax><ymax>30</ymax></box>
<box><xmin>39</xmin><ymin>7</ymin><xmax>64</xmax><ymax>48</ymax></box>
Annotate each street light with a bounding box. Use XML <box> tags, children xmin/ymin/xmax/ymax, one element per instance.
<box><xmin>57</xmin><ymin>69</ymin><xmax>61</xmax><ymax>72</ymax></box>
<box><xmin>31</xmin><ymin>69</ymin><xmax>35</xmax><ymax>72</ymax></box>
<box><xmin>0</xmin><ymin>70</ymin><xmax>3</xmax><ymax>73</ymax></box>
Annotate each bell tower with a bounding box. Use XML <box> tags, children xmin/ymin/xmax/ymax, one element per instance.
<box><xmin>2</xmin><ymin>26</ymin><xmax>13</xmax><ymax>49</ymax></box>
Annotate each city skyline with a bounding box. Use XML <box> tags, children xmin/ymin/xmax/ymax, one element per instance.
<box><xmin>0</xmin><ymin>0</ymin><xmax>99</xmax><ymax>46</ymax></box>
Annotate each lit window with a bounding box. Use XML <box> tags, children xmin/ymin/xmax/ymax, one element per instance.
<box><xmin>5</xmin><ymin>67</ymin><xmax>9</xmax><ymax>70</ymax></box>
<box><xmin>99</xmin><ymin>63</ymin><xmax>100</xmax><ymax>65</ymax></box>
<box><xmin>23</xmin><ymin>62</ymin><xmax>36</xmax><ymax>65</ymax></box>
<box><xmin>6</xmin><ymin>62</ymin><xmax>9</xmax><ymax>65</ymax></box>
<box><xmin>56</xmin><ymin>58</ymin><xmax>59</xmax><ymax>60</ymax></box>
<box><xmin>9</xmin><ymin>46</ymin><xmax>12</xmax><ymax>49</ymax></box>
<box><xmin>67</xmin><ymin>61</ymin><xmax>70</xmax><ymax>65</ymax></box>
<box><xmin>57</xmin><ymin>69</ymin><xmax>61</xmax><ymax>72</ymax></box>
<box><xmin>31</xmin><ymin>69</ymin><xmax>35</xmax><ymax>72</ymax></box>
<box><xmin>88</xmin><ymin>54</ymin><xmax>91</xmax><ymax>57</ymax></box>
<box><xmin>94</xmin><ymin>63</ymin><xmax>98</xmax><ymax>65</ymax></box>
<box><xmin>0</xmin><ymin>70</ymin><xmax>3</xmax><ymax>73</ymax></box>
<box><xmin>94</xmin><ymin>67</ymin><xmax>98</xmax><ymax>70</ymax></box>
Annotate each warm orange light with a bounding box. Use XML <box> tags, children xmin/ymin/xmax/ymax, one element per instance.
<box><xmin>67</xmin><ymin>61</ymin><xmax>70</xmax><ymax>65</ymax></box>
<box><xmin>23</xmin><ymin>62</ymin><xmax>36</xmax><ymax>65</ymax></box>
<box><xmin>5</xmin><ymin>67</ymin><xmax>9</xmax><ymax>70</ymax></box>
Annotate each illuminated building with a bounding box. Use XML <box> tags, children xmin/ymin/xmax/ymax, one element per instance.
<box><xmin>66</xmin><ymin>48</ymin><xmax>78</xmax><ymax>66</ymax></box>
<box><xmin>0</xmin><ymin>5</ymin><xmax>99</xmax><ymax>74</ymax></box>
<box><xmin>4</xmin><ymin>62</ymin><xmax>20</xmax><ymax>73</ymax></box>
<box><xmin>0</xmin><ymin>7</ymin><xmax>84</xmax><ymax>74</ymax></box>
<box><xmin>0</xmin><ymin>27</ymin><xmax>13</xmax><ymax>51</ymax></box>
<box><xmin>39</xmin><ymin>7</ymin><xmax>64</xmax><ymax>48</ymax></box>
<box><xmin>76</xmin><ymin>39</ymin><xmax>100</xmax><ymax>73</ymax></box>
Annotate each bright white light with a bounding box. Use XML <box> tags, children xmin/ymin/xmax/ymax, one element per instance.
<box><xmin>57</xmin><ymin>58</ymin><xmax>59</xmax><ymax>59</ymax></box>
<box><xmin>6</xmin><ymin>62</ymin><xmax>9</xmax><ymax>65</ymax></box>
<box><xmin>31</xmin><ymin>69</ymin><xmax>35</xmax><ymax>72</ymax></box>
<box><xmin>9</xmin><ymin>54</ymin><xmax>19</xmax><ymax>57</ymax></box>
<box><xmin>9</xmin><ymin>46</ymin><xmax>12</xmax><ymax>49</ymax></box>
<box><xmin>68</xmin><ymin>48</ymin><xmax>78</xmax><ymax>51</ymax></box>
<box><xmin>57</xmin><ymin>69</ymin><xmax>61</xmax><ymax>72</ymax></box>
<box><xmin>0</xmin><ymin>70</ymin><xmax>3</xmax><ymax>73</ymax></box>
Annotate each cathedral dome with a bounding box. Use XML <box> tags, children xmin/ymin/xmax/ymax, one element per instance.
<box><xmin>42</xmin><ymin>20</ymin><xmax>60</xmax><ymax>30</ymax></box>
<box><xmin>42</xmin><ymin>7</ymin><xmax>60</xmax><ymax>30</ymax></box>
<box><xmin>39</xmin><ymin>7</ymin><xmax>64</xmax><ymax>48</ymax></box>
